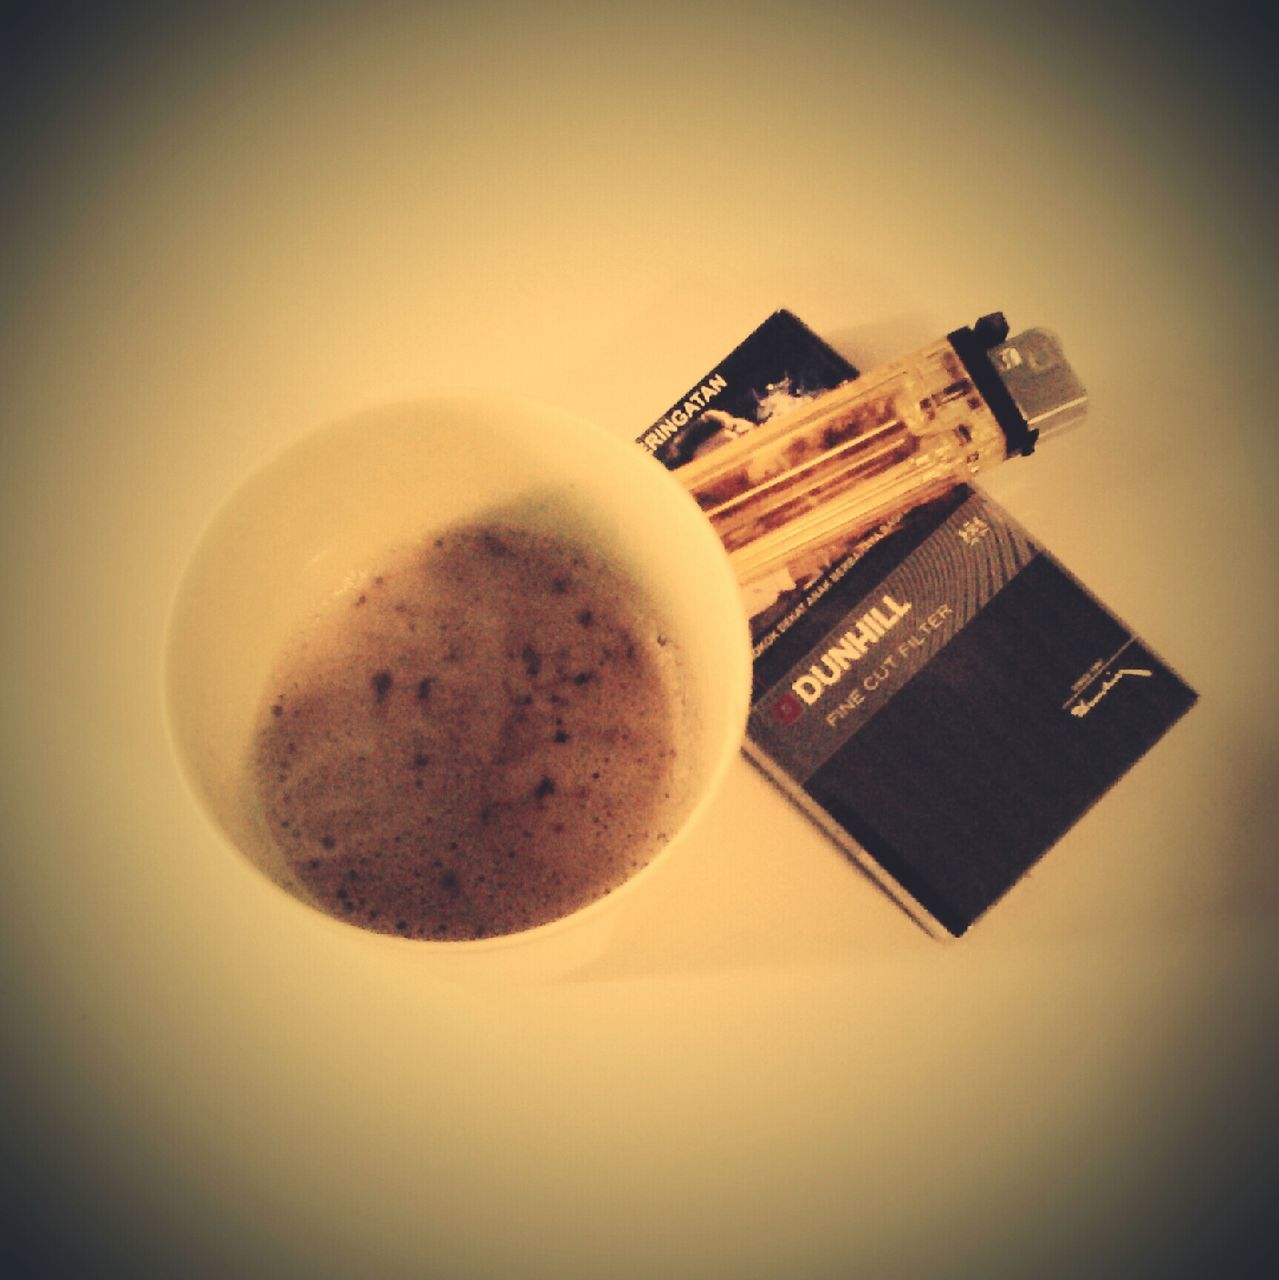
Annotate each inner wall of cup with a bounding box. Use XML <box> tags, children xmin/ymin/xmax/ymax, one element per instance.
<box><xmin>165</xmin><ymin>399</ymin><xmax>750</xmax><ymax>909</ymax></box>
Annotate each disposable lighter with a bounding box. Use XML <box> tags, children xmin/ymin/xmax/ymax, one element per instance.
<box><xmin>677</xmin><ymin>313</ymin><xmax>1087</xmax><ymax>591</ymax></box>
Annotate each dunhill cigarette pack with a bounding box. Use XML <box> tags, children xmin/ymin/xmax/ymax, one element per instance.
<box><xmin>638</xmin><ymin>311</ymin><xmax>1197</xmax><ymax>935</ymax></box>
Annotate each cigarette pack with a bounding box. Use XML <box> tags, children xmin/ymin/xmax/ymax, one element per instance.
<box><xmin>639</xmin><ymin>311</ymin><xmax>1197</xmax><ymax>935</ymax></box>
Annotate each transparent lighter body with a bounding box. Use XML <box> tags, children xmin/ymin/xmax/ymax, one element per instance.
<box><xmin>677</xmin><ymin>338</ymin><xmax>1010</xmax><ymax>592</ymax></box>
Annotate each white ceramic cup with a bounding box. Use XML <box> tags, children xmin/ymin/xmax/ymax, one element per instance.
<box><xmin>164</xmin><ymin>395</ymin><xmax>751</xmax><ymax>957</ymax></box>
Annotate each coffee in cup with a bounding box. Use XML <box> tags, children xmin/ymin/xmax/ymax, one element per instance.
<box><xmin>253</xmin><ymin>521</ymin><xmax>698</xmax><ymax>940</ymax></box>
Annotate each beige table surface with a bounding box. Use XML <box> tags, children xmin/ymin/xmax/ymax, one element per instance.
<box><xmin>3</xmin><ymin>4</ymin><xmax>1275</xmax><ymax>1278</ymax></box>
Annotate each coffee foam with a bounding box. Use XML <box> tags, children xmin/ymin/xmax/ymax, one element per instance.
<box><xmin>251</xmin><ymin>523</ymin><xmax>697</xmax><ymax>940</ymax></box>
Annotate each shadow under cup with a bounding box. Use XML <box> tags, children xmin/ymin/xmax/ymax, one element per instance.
<box><xmin>164</xmin><ymin>397</ymin><xmax>752</xmax><ymax>948</ymax></box>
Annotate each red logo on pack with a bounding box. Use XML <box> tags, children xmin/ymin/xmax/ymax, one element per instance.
<box><xmin>771</xmin><ymin>692</ymin><xmax>803</xmax><ymax>725</ymax></box>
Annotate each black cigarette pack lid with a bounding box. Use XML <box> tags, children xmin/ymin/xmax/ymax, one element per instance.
<box><xmin>638</xmin><ymin>310</ymin><xmax>1197</xmax><ymax>936</ymax></box>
